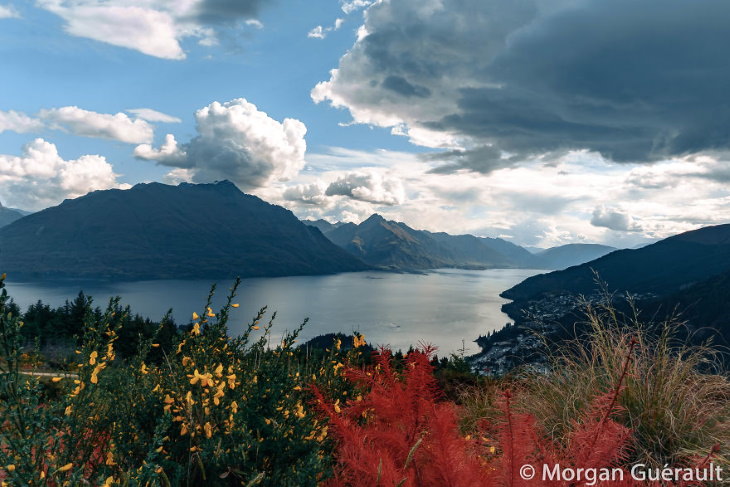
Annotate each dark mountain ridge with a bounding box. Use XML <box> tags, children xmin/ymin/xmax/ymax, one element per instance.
<box><xmin>0</xmin><ymin>181</ymin><xmax>370</xmax><ymax>280</ymax></box>
<box><xmin>0</xmin><ymin>201</ymin><xmax>25</xmax><ymax>229</ymax></box>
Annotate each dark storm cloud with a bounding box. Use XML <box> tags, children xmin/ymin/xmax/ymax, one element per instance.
<box><xmin>317</xmin><ymin>0</ymin><xmax>730</xmax><ymax>169</ymax></box>
<box><xmin>194</xmin><ymin>0</ymin><xmax>268</xmax><ymax>24</ymax></box>
<box><xmin>422</xmin><ymin>146</ymin><xmax>521</xmax><ymax>174</ymax></box>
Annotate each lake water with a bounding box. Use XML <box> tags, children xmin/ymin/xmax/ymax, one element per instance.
<box><xmin>4</xmin><ymin>268</ymin><xmax>542</xmax><ymax>355</ymax></box>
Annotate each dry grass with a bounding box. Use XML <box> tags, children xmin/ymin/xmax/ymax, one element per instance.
<box><xmin>460</xmin><ymin>296</ymin><xmax>730</xmax><ymax>470</ymax></box>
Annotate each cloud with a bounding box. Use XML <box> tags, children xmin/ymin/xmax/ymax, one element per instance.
<box><xmin>283</xmin><ymin>181</ymin><xmax>329</xmax><ymax>205</ymax></box>
<box><xmin>325</xmin><ymin>170</ymin><xmax>405</xmax><ymax>205</ymax></box>
<box><xmin>0</xmin><ymin>110</ymin><xmax>43</xmax><ymax>134</ymax></box>
<box><xmin>0</xmin><ymin>138</ymin><xmax>126</xmax><ymax>210</ymax></box>
<box><xmin>126</xmin><ymin>108</ymin><xmax>181</xmax><ymax>124</ymax></box>
<box><xmin>308</xmin><ymin>18</ymin><xmax>345</xmax><ymax>39</ymax></box>
<box><xmin>36</xmin><ymin>0</ymin><xmax>270</xmax><ymax>60</ymax></box>
<box><xmin>135</xmin><ymin>98</ymin><xmax>307</xmax><ymax>190</ymax></box>
<box><xmin>315</xmin><ymin>0</ymin><xmax>730</xmax><ymax>169</ymax></box>
<box><xmin>0</xmin><ymin>4</ymin><xmax>19</xmax><ymax>18</ymax></box>
<box><xmin>40</xmin><ymin>106</ymin><xmax>154</xmax><ymax>144</ymax></box>
<box><xmin>340</xmin><ymin>0</ymin><xmax>373</xmax><ymax>14</ymax></box>
<box><xmin>591</xmin><ymin>206</ymin><xmax>643</xmax><ymax>232</ymax></box>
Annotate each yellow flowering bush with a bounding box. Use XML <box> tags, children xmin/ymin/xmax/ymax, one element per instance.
<box><xmin>0</xmin><ymin>276</ymin><xmax>356</xmax><ymax>486</ymax></box>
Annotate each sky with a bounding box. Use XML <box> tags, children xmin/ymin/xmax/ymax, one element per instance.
<box><xmin>1</xmin><ymin>0</ymin><xmax>729</xmax><ymax>248</ymax></box>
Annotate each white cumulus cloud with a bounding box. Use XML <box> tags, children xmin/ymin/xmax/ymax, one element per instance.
<box><xmin>0</xmin><ymin>110</ymin><xmax>43</xmax><ymax>134</ymax></box>
<box><xmin>126</xmin><ymin>108</ymin><xmax>181</xmax><ymax>124</ymax></box>
<box><xmin>325</xmin><ymin>170</ymin><xmax>405</xmax><ymax>206</ymax></box>
<box><xmin>40</xmin><ymin>106</ymin><xmax>154</xmax><ymax>144</ymax></box>
<box><xmin>591</xmin><ymin>206</ymin><xmax>643</xmax><ymax>232</ymax></box>
<box><xmin>36</xmin><ymin>0</ymin><xmax>269</xmax><ymax>60</ymax></box>
<box><xmin>0</xmin><ymin>138</ymin><xmax>126</xmax><ymax>210</ymax></box>
<box><xmin>135</xmin><ymin>98</ymin><xmax>307</xmax><ymax>190</ymax></box>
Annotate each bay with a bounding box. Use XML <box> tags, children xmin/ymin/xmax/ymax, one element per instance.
<box><xmin>5</xmin><ymin>268</ymin><xmax>542</xmax><ymax>355</ymax></box>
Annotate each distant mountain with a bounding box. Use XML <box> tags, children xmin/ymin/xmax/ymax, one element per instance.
<box><xmin>312</xmin><ymin>214</ymin><xmax>538</xmax><ymax>270</ymax></box>
<box><xmin>302</xmin><ymin>219</ymin><xmax>346</xmax><ymax>234</ymax></box>
<box><xmin>0</xmin><ymin>181</ymin><xmax>370</xmax><ymax>280</ymax></box>
<box><xmin>502</xmin><ymin>224</ymin><xmax>730</xmax><ymax>302</ymax></box>
<box><xmin>0</xmin><ymin>202</ymin><xmax>25</xmax><ymax>229</ymax></box>
<box><xmin>471</xmin><ymin>225</ymin><xmax>730</xmax><ymax>374</ymax></box>
<box><xmin>535</xmin><ymin>244</ymin><xmax>616</xmax><ymax>270</ymax></box>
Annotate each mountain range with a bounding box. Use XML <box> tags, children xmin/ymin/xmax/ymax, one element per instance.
<box><xmin>304</xmin><ymin>216</ymin><xmax>615</xmax><ymax>271</ymax></box>
<box><xmin>0</xmin><ymin>181</ymin><xmax>369</xmax><ymax>280</ymax></box>
<box><xmin>470</xmin><ymin>223</ymin><xmax>730</xmax><ymax>373</ymax></box>
<box><xmin>0</xmin><ymin>201</ymin><xmax>26</xmax><ymax>228</ymax></box>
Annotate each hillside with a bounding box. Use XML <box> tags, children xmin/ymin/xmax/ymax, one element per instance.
<box><xmin>0</xmin><ymin>181</ymin><xmax>370</xmax><ymax>280</ymax></box>
<box><xmin>502</xmin><ymin>224</ymin><xmax>730</xmax><ymax>302</ymax></box>
<box><xmin>0</xmin><ymin>202</ymin><xmax>24</xmax><ymax>229</ymax></box>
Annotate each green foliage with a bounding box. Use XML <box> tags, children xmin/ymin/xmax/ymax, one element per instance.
<box><xmin>0</xmin><ymin>276</ymin><xmax>360</xmax><ymax>486</ymax></box>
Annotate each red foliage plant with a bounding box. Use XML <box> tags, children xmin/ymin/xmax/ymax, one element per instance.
<box><xmin>314</xmin><ymin>342</ymin><xmax>721</xmax><ymax>487</ymax></box>
<box><xmin>312</xmin><ymin>346</ymin><xmax>491</xmax><ymax>487</ymax></box>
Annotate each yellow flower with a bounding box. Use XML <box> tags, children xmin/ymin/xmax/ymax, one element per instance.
<box><xmin>231</xmin><ymin>303</ymin><xmax>239</xmax><ymax>308</ymax></box>
<box><xmin>334</xmin><ymin>338</ymin><xmax>341</xmax><ymax>350</ymax></box>
<box><xmin>189</xmin><ymin>369</ymin><xmax>213</xmax><ymax>387</ymax></box>
<box><xmin>192</xmin><ymin>311</ymin><xmax>199</xmax><ymax>320</ymax></box>
<box><xmin>251</xmin><ymin>325</ymin><xmax>260</xmax><ymax>331</ymax></box>
<box><xmin>226</xmin><ymin>374</ymin><xmax>237</xmax><ymax>389</ymax></box>
<box><xmin>206</xmin><ymin>307</ymin><xmax>215</xmax><ymax>317</ymax></box>
<box><xmin>103</xmin><ymin>476</ymin><xmax>115</xmax><ymax>487</ymax></box>
<box><xmin>105</xmin><ymin>451</ymin><xmax>116</xmax><ymax>466</ymax></box>
<box><xmin>295</xmin><ymin>402</ymin><xmax>306</xmax><ymax>419</ymax></box>
<box><xmin>140</xmin><ymin>362</ymin><xmax>149</xmax><ymax>375</ymax></box>
<box><xmin>5</xmin><ymin>465</ymin><xmax>15</xmax><ymax>472</ymax></box>
<box><xmin>353</xmin><ymin>334</ymin><xmax>366</xmax><ymax>348</ymax></box>
<box><xmin>51</xmin><ymin>377</ymin><xmax>62</xmax><ymax>383</ymax></box>
<box><xmin>57</xmin><ymin>463</ymin><xmax>73</xmax><ymax>473</ymax></box>
<box><xmin>191</xmin><ymin>323</ymin><xmax>201</xmax><ymax>336</ymax></box>
<box><xmin>185</xmin><ymin>391</ymin><xmax>195</xmax><ymax>406</ymax></box>
<box><xmin>65</xmin><ymin>405</ymin><xmax>73</xmax><ymax>416</ymax></box>
<box><xmin>333</xmin><ymin>400</ymin><xmax>341</xmax><ymax>414</ymax></box>
<box><xmin>89</xmin><ymin>351</ymin><xmax>98</xmax><ymax>365</ymax></box>
<box><xmin>182</xmin><ymin>356</ymin><xmax>193</xmax><ymax>366</ymax></box>
<box><xmin>230</xmin><ymin>401</ymin><xmax>238</xmax><ymax>414</ymax></box>
<box><xmin>180</xmin><ymin>424</ymin><xmax>188</xmax><ymax>436</ymax></box>
<box><xmin>204</xmin><ymin>422</ymin><xmax>213</xmax><ymax>438</ymax></box>
<box><xmin>213</xmin><ymin>363</ymin><xmax>223</xmax><ymax>378</ymax></box>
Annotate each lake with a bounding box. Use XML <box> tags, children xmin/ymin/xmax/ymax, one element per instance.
<box><xmin>4</xmin><ymin>268</ymin><xmax>543</xmax><ymax>355</ymax></box>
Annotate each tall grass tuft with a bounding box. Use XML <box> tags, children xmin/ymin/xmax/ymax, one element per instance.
<box><xmin>519</xmin><ymin>295</ymin><xmax>730</xmax><ymax>468</ymax></box>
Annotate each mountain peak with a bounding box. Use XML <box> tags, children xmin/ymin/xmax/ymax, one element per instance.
<box><xmin>362</xmin><ymin>213</ymin><xmax>386</xmax><ymax>224</ymax></box>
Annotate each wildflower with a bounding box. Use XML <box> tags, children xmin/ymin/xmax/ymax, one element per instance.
<box><xmin>204</xmin><ymin>422</ymin><xmax>213</xmax><ymax>438</ymax></box>
<box><xmin>5</xmin><ymin>465</ymin><xmax>15</xmax><ymax>472</ymax></box>
<box><xmin>180</xmin><ymin>424</ymin><xmax>188</xmax><ymax>436</ymax></box>
<box><xmin>188</xmin><ymin>369</ymin><xmax>213</xmax><ymax>387</ymax></box>
<box><xmin>213</xmin><ymin>363</ymin><xmax>223</xmax><ymax>377</ymax></box>
<box><xmin>333</xmin><ymin>362</ymin><xmax>344</xmax><ymax>374</ymax></box>
<box><xmin>230</xmin><ymin>401</ymin><xmax>239</xmax><ymax>414</ymax></box>
<box><xmin>192</xmin><ymin>311</ymin><xmax>199</xmax><ymax>320</ymax></box>
<box><xmin>206</xmin><ymin>307</ymin><xmax>215</xmax><ymax>317</ymax></box>
<box><xmin>57</xmin><ymin>463</ymin><xmax>73</xmax><ymax>473</ymax></box>
<box><xmin>353</xmin><ymin>334</ymin><xmax>366</xmax><ymax>348</ymax></box>
<box><xmin>182</xmin><ymin>356</ymin><xmax>193</xmax><ymax>366</ymax></box>
<box><xmin>103</xmin><ymin>476</ymin><xmax>114</xmax><ymax>487</ymax></box>
<box><xmin>65</xmin><ymin>405</ymin><xmax>72</xmax><ymax>416</ymax></box>
<box><xmin>232</xmin><ymin>303</ymin><xmax>240</xmax><ymax>308</ymax></box>
<box><xmin>106</xmin><ymin>451</ymin><xmax>116</xmax><ymax>466</ymax></box>
<box><xmin>252</xmin><ymin>325</ymin><xmax>260</xmax><ymax>331</ymax></box>
<box><xmin>226</xmin><ymin>373</ymin><xmax>237</xmax><ymax>389</ymax></box>
<box><xmin>51</xmin><ymin>377</ymin><xmax>62</xmax><ymax>383</ymax></box>
<box><xmin>334</xmin><ymin>338</ymin><xmax>341</xmax><ymax>350</ymax></box>
<box><xmin>90</xmin><ymin>363</ymin><xmax>105</xmax><ymax>384</ymax></box>
<box><xmin>191</xmin><ymin>323</ymin><xmax>201</xmax><ymax>336</ymax></box>
<box><xmin>333</xmin><ymin>399</ymin><xmax>341</xmax><ymax>413</ymax></box>
<box><xmin>140</xmin><ymin>362</ymin><xmax>149</xmax><ymax>375</ymax></box>
<box><xmin>89</xmin><ymin>351</ymin><xmax>98</xmax><ymax>365</ymax></box>
<box><xmin>295</xmin><ymin>402</ymin><xmax>306</xmax><ymax>419</ymax></box>
<box><xmin>186</xmin><ymin>391</ymin><xmax>195</xmax><ymax>406</ymax></box>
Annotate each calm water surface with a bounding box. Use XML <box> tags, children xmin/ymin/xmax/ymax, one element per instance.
<box><xmin>5</xmin><ymin>269</ymin><xmax>542</xmax><ymax>355</ymax></box>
